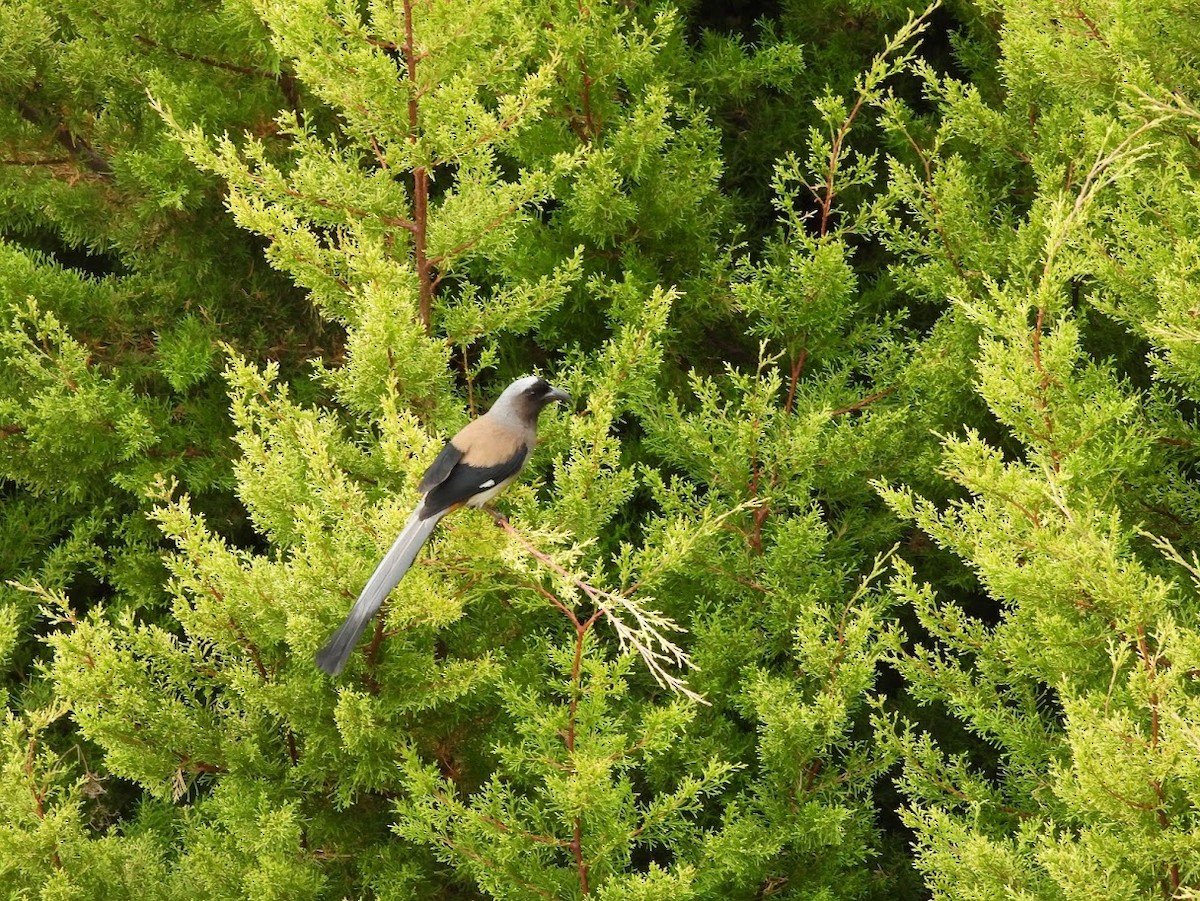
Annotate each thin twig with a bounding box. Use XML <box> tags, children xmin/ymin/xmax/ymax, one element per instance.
<box><xmin>831</xmin><ymin>385</ymin><xmax>897</xmax><ymax>416</ymax></box>
<box><xmin>486</xmin><ymin>510</ymin><xmax>706</xmax><ymax>703</ymax></box>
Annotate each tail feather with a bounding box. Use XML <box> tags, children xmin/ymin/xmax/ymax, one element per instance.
<box><xmin>316</xmin><ymin>508</ymin><xmax>443</xmax><ymax>676</ymax></box>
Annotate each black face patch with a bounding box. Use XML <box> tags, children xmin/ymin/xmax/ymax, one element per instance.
<box><xmin>516</xmin><ymin>378</ymin><xmax>565</xmax><ymax>417</ymax></box>
<box><xmin>524</xmin><ymin>379</ymin><xmax>550</xmax><ymax>399</ymax></box>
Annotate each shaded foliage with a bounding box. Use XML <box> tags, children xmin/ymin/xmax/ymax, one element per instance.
<box><xmin>4</xmin><ymin>1</ymin><xmax>1200</xmax><ymax>899</ymax></box>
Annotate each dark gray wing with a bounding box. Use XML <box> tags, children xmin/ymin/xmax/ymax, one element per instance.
<box><xmin>418</xmin><ymin>440</ymin><xmax>464</xmax><ymax>494</ymax></box>
<box><xmin>418</xmin><ymin>444</ymin><xmax>528</xmax><ymax>518</ymax></box>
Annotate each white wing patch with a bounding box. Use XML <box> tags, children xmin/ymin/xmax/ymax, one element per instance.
<box><xmin>479</xmin><ymin>479</ymin><xmax>496</xmax><ymax>489</ymax></box>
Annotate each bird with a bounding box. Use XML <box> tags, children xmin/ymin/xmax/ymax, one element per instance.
<box><xmin>315</xmin><ymin>375</ymin><xmax>571</xmax><ymax>676</ymax></box>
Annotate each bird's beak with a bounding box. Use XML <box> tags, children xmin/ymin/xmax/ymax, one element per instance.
<box><xmin>546</xmin><ymin>386</ymin><xmax>572</xmax><ymax>406</ymax></box>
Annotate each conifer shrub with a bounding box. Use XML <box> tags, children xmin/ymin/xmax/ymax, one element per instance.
<box><xmin>3</xmin><ymin>1</ymin><xmax>1200</xmax><ymax>899</ymax></box>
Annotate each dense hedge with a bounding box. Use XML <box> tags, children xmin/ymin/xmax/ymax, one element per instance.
<box><xmin>3</xmin><ymin>1</ymin><xmax>1200</xmax><ymax>898</ymax></box>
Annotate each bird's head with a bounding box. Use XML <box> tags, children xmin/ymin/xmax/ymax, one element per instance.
<box><xmin>492</xmin><ymin>375</ymin><xmax>572</xmax><ymax>424</ymax></box>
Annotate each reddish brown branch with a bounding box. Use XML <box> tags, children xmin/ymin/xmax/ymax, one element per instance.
<box><xmin>572</xmin><ymin>813</ymin><xmax>590</xmax><ymax>894</ymax></box>
<box><xmin>896</xmin><ymin>125</ymin><xmax>969</xmax><ymax>283</ymax></box>
<box><xmin>369</xmin><ymin>134</ymin><xmax>389</xmax><ymax>171</ymax></box>
<box><xmin>1032</xmin><ymin>306</ymin><xmax>1046</xmax><ymax>377</ymax></box>
<box><xmin>831</xmin><ymin>385</ymin><xmax>897</xmax><ymax>416</ymax></box>
<box><xmin>438</xmin><ymin>837</ymin><xmax>558</xmax><ymax>900</ymax></box>
<box><xmin>818</xmin><ymin>94</ymin><xmax>867</xmax><ymax>236</ymax></box>
<box><xmin>401</xmin><ymin>0</ymin><xmax>434</xmax><ymax>335</ymax></box>
<box><xmin>276</xmin><ymin>181</ymin><xmax>414</xmax><ymax>230</ymax></box>
<box><xmin>0</xmin><ymin>156</ymin><xmax>70</xmax><ymax>166</ymax></box>
<box><xmin>363</xmin><ymin>617</ymin><xmax>387</xmax><ymax>694</ymax></box>
<box><xmin>229</xmin><ymin>617</ymin><xmax>269</xmax><ymax>681</ymax></box>
<box><xmin>520</xmin><ymin>577</ymin><xmax>577</xmax><ymax>624</ymax></box>
<box><xmin>25</xmin><ymin>737</ymin><xmax>45</xmax><ymax>820</ymax></box>
<box><xmin>324</xmin><ymin>18</ymin><xmax>399</xmax><ymax>52</ymax></box>
<box><xmin>748</xmin><ymin>353</ymin><xmax>811</xmax><ymax>554</ymax></box>
<box><xmin>430</xmin><ymin>109</ymin><xmax>527</xmax><ymax>168</ymax></box>
<box><xmin>15</xmin><ymin>99</ymin><xmax>111</xmax><ymax>177</ymax></box>
<box><xmin>472</xmin><ymin>809</ymin><xmax>572</xmax><ymax>847</ymax></box>
<box><xmin>570</xmin><ymin>2</ymin><xmax>600</xmax><ymax>144</ymax></box>
<box><xmin>565</xmin><ymin>607</ymin><xmax>600</xmax><ymax>895</ymax></box>
<box><xmin>460</xmin><ymin>343</ymin><xmax>477</xmax><ymax>416</ymax></box>
<box><xmin>1131</xmin><ymin>623</ymin><xmax>1182</xmax><ymax>896</ymax></box>
<box><xmin>784</xmin><ymin>349</ymin><xmax>808</xmax><ymax>415</ymax></box>
<box><xmin>487</xmin><ymin>509</ymin><xmax>599</xmax><ymax>894</ymax></box>
<box><xmin>1063</xmin><ymin>2</ymin><xmax>1108</xmax><ymax>46</ymax></box>
<box><xmin>429</xmin><ymin>202</ymin><xmax>522</xmax><ymax>278</ymax></box>
<box><xmin>746</xmin><ymin>413</ymin><xmax>768</xmax><ymax>556</ymax></box>
<box><xmin>133</xmin><ymin>34</ymin><xmax>279</xmax><ymax>80</ymax></box>
<box><xmin>1134</xmin><ymin>624</ymin><xmax>1161</xmax><ymax>750</ymax></box>
<box><xmin>228</xmin><ymin>618</ymin><xmax>300</xmax><ymax>765</ymax></box>
<box><xmin>413</xmin><ymin>165</ymin><xmax>433</xmax><ymax>332</ymax></box>
<box><xmin>577</xmin><ymin>66</ymin><xmax>598</xmax><ymax>142</ymax></box>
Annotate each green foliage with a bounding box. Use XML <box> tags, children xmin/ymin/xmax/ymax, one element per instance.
<box><xmin>6</xmin><ymin>0</ymin><xmax>1200</xmax><ymax>898</ymax></box>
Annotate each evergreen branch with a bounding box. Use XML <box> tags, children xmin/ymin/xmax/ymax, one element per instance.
<box><xmin>369</xmin><ymin>134</ymin><xmax>389</xmax><ymax>171</ymax></box>
<box><xmin>1041</xmin><ymin>116</ymin><xmax>1167</xmax><ymax>280</ymax></box>
<box><xmin>486</xmin><ymin>511</ymin><xmax>706</xmax><ymax>704</ymax></box>
<box><xmin>829</xmin><ymin>544</ymin><xmax>899</xmax><ymax>680</ymax></box>
<box><xmin>135</xmin><ymin>34</ymin><xmax>301</xmax><ymax>118</ymax></box>
<box><xmin>574</xmin><ymin>2</ymin><xmax>600</xmax><ymax>144</ymax></box>
<box><xmin>1133</xmin><ymin>623</ymin><xmax>1163</xmax><ymax>751</ymax></box>
<box><xmin>576</xmin><ymin>57</ymin><xmax>599</xmax><ymax>143</ymax></box>
<box><xmin>227</xmin><ymin>617</ymin><xmax>300</xmax><ymax>766</ymax></box>
<box><xmin>812</xmin><ymin>1</ymin><xmax>939</xmax><ymax>236</ymax></box>
<box><xmin>1132</xmin><ymin>86</ymin><xmax>1200</xmax><ymax>124</ymax></box>
<box><xmin>1142</xmin><ymin>530</ymin><xmax>1200</xmax><ymax>586</ymax></box>
<box><xmin>477</xmin><ymin>812</ymin><xmax>572</xmax><ymax>848</ymax></box>
<box><xmin>617</xmin><ymin>502</ymin><xmax>757</xmax><ymax>600</ymax></box>
<box><xmin>433</xmin><ymin>790</ymin><xmax>571</xmax><ymax>848</ymax></box>
<box><xmin>518</xmin><ymin>575</ymin><xmax>578</xmax><ymax>623</ymax></box>
<box><xmin>429</xmin><ymin>202</ymin><xmax>523</xmax><ymax>277</ymax></box>
<box><xmin>274</xmin><ymin>180</ymin><xmax>416</xmax><ymax>231</ymax></box>
<box><xmin>817</xmin><ymin>94</ymin><xmax>867</xmax><ymax>237</ymax></box>
<box><xmin>460</xmin><ymin>343</ymin><xmax>477</xmax><ymax>416</ymax></box>
<box><xmin>571</xmin><ymin>812</ymin><xmax>590</xmax><ymax>895</ymax></box>
<box><xmin>428</xmin><ymin>94</ymin><xmax>548</xmax><ymax>169</ymax></box>
<box><xmin>15</xmin><ymin>99</ymin><xmax>112</xmax><ymax>177</ymax></box>
<box><xmin>132</xmin><ymin>34</ymin><xmax>284</xmax><ymax>82</ymax></box>
<box><xmin>700</xmin><ymin>562</ymin><xmax>769</xmax><ymax>593</ymax></box>
<box><xmin>784</xmin><ymin>348</ymin><xmax>807</xmax><ymax>415</ymax></box>
<box><xmin>1030</xmin><ymin>306</ymin><xmax>1065</xmax><ymax>473</ymax></box>
<box><xmin>886</xmin><ymin>115</ymin><xmax>969</xmax><ymax>284</ymax></box>
<box><xmin>323</xmin><ymin>17</ymin><xmax>398</xmax><ymax>52</ymax></box>
<box><xmin>830</xmin><ymin>385</ymin><xmax>897</xmax><ymax>416</ymax></box>
<box><xmin>361</xmin><ymin>614</ymin><xmax>387</xmax><ymax>696</ymax></box>
<box><xmin>1062</xmin><ymin>2</ymin><xmax>1108</xmax><ymax>46</ymax></box>
<box><xmin>227</xmin><ymin>617</ymin><xmax>269</xmax><ymax>681</ymax></box>
<box><xmin>0</xmin><ymin>156</ymin><xmax>71</xmax><ymax>167</ymax></box>
<box><xmin>744</xmin><ymin>349</ymin><xmax>782</xmax><ymax>555</ymax></box>
<box><xmin>400</xmin><ymin>0</ymin><xmax>435</xmax><ymax>335</ymax></box>
<box><xmin>747</xmin><ymin>406</ymin><xmax>768</xmax><ymax>556</ymax></box>
<box><xmin>24</xmin><ymin>734</ymin><xmax>46</xmax><ymax>820</ymax></box>
<box><xmin>432</xmin><ymin>836</ymin><xmax>558</xmax><ymax>900</ymax></box>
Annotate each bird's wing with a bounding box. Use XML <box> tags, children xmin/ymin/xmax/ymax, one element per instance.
<box><xmin>416</xmin><ymin>417</ymin><xmax>530</xmax><ymax>518</ymax></box>
<box><xmin>419</xmin><ymin>444</ymin><xmax>529</xmax><ymax>517</ymax></box>
<box><xmin>418</xmin><ymin>440</ymin><xmax>464</xmax><ymax>494</ymax></box>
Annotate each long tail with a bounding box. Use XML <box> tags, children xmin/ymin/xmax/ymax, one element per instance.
<box><xmin>315</xmin><ymin>508</ymin><xmax>443</xmax><ymax>676</ymax></box>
